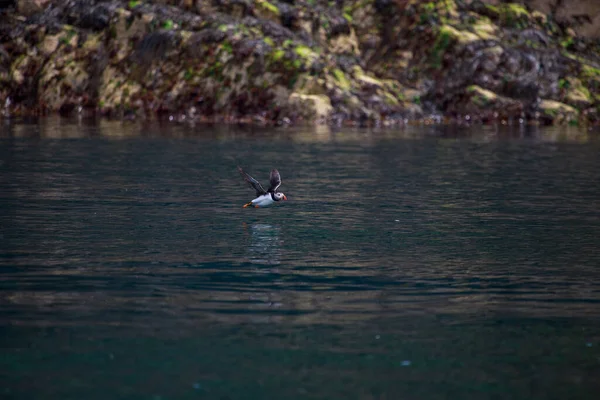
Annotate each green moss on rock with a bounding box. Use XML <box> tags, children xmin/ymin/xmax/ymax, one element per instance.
<box><xmin>255</xmin><ymin>0</ymin><xmax>280</xmax><ymax>22</ymax></box>
<box><xmin>430</xmin><ymin>25</ymin><xmax>478</xmax><ymax>69</ymax></box>
<box><xmin>498</xmin><ymin>3</ymin><xmax>530</xmax><ymax>28</ymax></box>
<box><xmin>563</xmin><ymin>77</ymin><xmax>593</xmax><ymax>109</ymax></box>
<box><xmin>539</xmin><ymin>99</ymin><xmax>579</xmax><ymax>123</ymax></box>
<box><xmin>417</xmin><ymin>0</ymin><xmax>459</xmax><ymax>25</ymax></box>
<box><xmin>582</xmin><ymin>65</ymin><xmax>600</xmax><ymax>79</ymax></box>
<box><xmin>270</xmin><ymin>49</ymin><xmax>285</xmax><ymax>62</ymax></box>
<box><xmin>467</xmin><ymin>85</ymin><xmax>497</xmax><ymax>107</ymax></box>
<box><xmin>263</xmin><ymin>37</ymin><xmax>275</xmax><ymax>47</ymax></box>
<box><xmin>332</xmin><ymin>68</ymin><xmax>351</xmax><ymax>90</ymax></box>
<box><xmin>471</xmin><ymin>16</ymin><xmax>499</xmax><ymax>40</ymax></box>
<box><xmin>294</xmin><ymin>45</ymin><xmax>318</xmax><ymax>61</ymax></box>
<box><xmin>484</xmin><ymin>4</ymin><xmax>499</xmax><ymax>18</ymax></box>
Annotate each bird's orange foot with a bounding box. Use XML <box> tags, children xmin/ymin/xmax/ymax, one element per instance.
<box><xmin>243</xmin><ymin>202</ymin><xmax>253</xmax><ymax>208</ymax></box>
<box><xmin>254</xmin><ymin>205</ymin><xmax>260</xmax><ymax>208</ymax></box>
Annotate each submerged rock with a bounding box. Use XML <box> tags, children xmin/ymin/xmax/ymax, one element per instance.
<box><xmin>0</xmin><ymin>0</ymin><xmax>598</xmax><ymax>126</ymax></box>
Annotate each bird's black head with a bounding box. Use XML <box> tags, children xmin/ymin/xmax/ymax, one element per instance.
<box><xmin>273</xmin><ymin>192</ymin><xmax>287</xmax><ymax>201</ymax></box>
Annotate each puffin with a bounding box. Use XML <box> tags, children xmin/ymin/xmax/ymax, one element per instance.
<box><xmin>238</xmin><ymin>166</ymin><xmax>288</xmax><ymax>208</ymax></box>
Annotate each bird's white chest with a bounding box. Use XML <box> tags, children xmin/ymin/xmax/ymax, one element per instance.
<box><xmin>252</xmin><ymin>194</ymin><xmax>275</xmax><ymax>207</ymax></box>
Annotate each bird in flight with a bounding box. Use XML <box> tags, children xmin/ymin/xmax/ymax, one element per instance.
<box><xmin>238</xmin><ymin>167</ymin><xmax>287</xmax><ymax>208</ymax></box>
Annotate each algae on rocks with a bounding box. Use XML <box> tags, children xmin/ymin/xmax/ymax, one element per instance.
<box><xmin>0</xmin><ymin>0</ymin><xmax>599</xmax><ymax>126</ymax></box>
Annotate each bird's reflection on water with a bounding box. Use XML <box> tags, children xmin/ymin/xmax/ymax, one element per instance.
<box><xmin>243</xmin><ymin>223</ymin><xmax>282</xmax><ymax>266</ymax></box>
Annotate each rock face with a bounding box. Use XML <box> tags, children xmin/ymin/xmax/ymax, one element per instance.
<box><xmin>0</xmin><ymin>0</ymin><xmax>599</xmax><ymax>126</ymax></box>
<box><xmin>16</xmin><ymin>0</ymin><xmax>50</xmax><ymax>16</ymax></box>
<box><xmin>525</xmin><ymin>0</ymin><xmax>600</xmax><ymax>39</ymax></box>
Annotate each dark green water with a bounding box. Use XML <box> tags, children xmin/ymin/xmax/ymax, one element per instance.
<box><xmin>1</xmin><ymin>119</ymin><xmax>600</xmax><ymax>399</ymax></box>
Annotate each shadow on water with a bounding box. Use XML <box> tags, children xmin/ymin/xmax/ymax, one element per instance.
<box><xmin>1</xmin><ymin>117</ymin><xmax>600</xmax><ymax>399</ymax></box>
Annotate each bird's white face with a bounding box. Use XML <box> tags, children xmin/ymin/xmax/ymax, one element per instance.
<box><xmin>274</xmin><ymin>192</ymin><xmax>287</xmax><ymax>201</ymax></box>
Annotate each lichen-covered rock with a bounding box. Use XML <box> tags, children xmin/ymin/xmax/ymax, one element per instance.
<box><xmin>523</xmin><ymin>0</ymin><xmax>600</xmax><ymax>39</ymax></box>
<box><xmin>0</xmin><ymin>0</ymin><xmax>598</xmax><ymax>125</ymax></box>
<box><xmin>367</xmin><ymin>0</ymin><xmax>600</xmax><ymax>125</ymax></box>
<box><xmin>447</xmin><ymin>85</ymin><xmax>524</xmax><ymax>123</ymax></box>
<box><xmin>538</xmin><ymin>99</ymin><xmax>579</xmax><ymax>125</ymax></box>
<box><xmin>289</xmin><ymin>93</ymin><xmax>332</xmax><ymax>121</ymax></box>
<box><xmin>17</xmin><ymin>0</ymin><xmax>51</xmax><ymax>16</ymax></box>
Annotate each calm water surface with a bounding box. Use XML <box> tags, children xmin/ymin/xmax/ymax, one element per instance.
<box><xmin>1</xmin><ymin>119</ymin><xmax>600</xmax><ymax>399</ymax></box>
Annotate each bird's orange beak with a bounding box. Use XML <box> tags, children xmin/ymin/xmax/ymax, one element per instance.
<box><xmin>283</xmin><ymin>195</ymin><xmax>288</xmax><ymax>200</ymax></box>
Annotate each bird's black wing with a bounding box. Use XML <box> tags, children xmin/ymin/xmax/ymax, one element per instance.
<box><xmin>267</xmin><ymin>169</ymin><xmax>282</xmax><ymax>193</ymax></box>
<box><xmin>238</xmin><ymin>167</ymin><xmax>267</xmax><ymax>196</ymax></box>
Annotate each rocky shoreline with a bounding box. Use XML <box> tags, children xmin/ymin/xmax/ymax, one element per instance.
<box><xmin>1</xmin><ymin>0</ymin><xmax>599</xmax><ymax>127</ymax></box>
